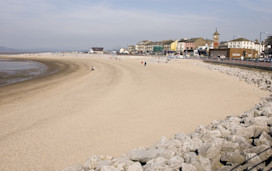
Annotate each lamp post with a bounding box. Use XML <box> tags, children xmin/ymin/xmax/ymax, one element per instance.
<box><xmin>260</xmin><ymin>32</ymin><xmax>268</xmax><ymax>57</ymax></box>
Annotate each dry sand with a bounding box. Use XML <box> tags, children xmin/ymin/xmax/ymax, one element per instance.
<box><xmin>0</xmin><ymin>54</ymin><xmax>269</xmax><ymax>171</ymax></box>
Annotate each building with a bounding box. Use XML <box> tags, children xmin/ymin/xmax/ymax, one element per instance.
<box><xmin>213</xmin><ymin>29</ymin><xmax>220</xmax><ymax>49</ymax></box>
<box><xmin>128</xmin><ymin>45</ymin><xmax>136</xmax><ymax>54</ymax></box>
<box><xmin>264</xmin><ymin>36</ymin><xmax>272</xmax><ymax>58</ymax></box>
<box><xmin>135</xmin><ymin>40</ymin><xmax>150</xmax><ymax>53</ymax></box>
<box><xmin>209</xmin><ymin>48</ymin><xmax>258</xmax><ymax>59</ymax></box>
<box><xmin>185</xmin><ymin>38</ymin><xmax>213</xmax><ymax>50</ymax></box>
<box><xmin>177</xmin><ymin>39</ymin><xmax>186</xmax><ymax>54</ymax></box>
<box><xmin>227</xmin><ymin>38</ymin><xmax>264</xmax><ymax>55</ymax></box>
<box><xmin>219</xmin><ymin>41</ymin><xmax>228</xmax><ymax>49</ymax></box>
<box><xmin>90</xmin><ymin>47</ymin><xmax>104</xmax><ymax>54</ymax></box>
<box><xmin>135</xmin><ymin>38</ymin><xmax>214</xmax><ymax>55</ymax></box>
<box><xmin>170</xmin><ymin>40</ymin><xmax>178</xmax><ymax>51</ymax></box>
<box><xmin>119</xmin><ymin>48</ymin><xmax>129</xmax><ymax>54</ymax></box>
<box><xmin>135</xmin><ymin>40</ymin><xmax>175</xmax><ymax>54</ymax></box>
<box><xmin>145</xmin><ymin>41</ymin><xmax>154</xmax><ymax>53</ymax></box>
<box><xmin>162</xmin><ymin>40</ymin><xmax>174</xmax><ymax>53</ymax></box>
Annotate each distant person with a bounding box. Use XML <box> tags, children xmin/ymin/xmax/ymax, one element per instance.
<box><xmin>91</xmin><ymin>66</ymin><xmax>95</xmax><ymax>71</ymax></box>
<box><xmin>144</xmin><ymin>62</ymin><xmax>147</xmax><ymax>66</ymax></box>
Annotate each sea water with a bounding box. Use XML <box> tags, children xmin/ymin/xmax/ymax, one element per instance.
<box><xmin>0</xmin><ymin>58</ymin><xmax>48</xmax><ymax>86</ymax></box>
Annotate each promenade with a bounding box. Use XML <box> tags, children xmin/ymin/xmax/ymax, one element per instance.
<box><xmin>204</xmin><ymin>57</ymin><xmax>272</xmax><ymax>71</ymax></box>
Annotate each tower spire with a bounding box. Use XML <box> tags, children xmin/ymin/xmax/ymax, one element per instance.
<box><xmin>213</xmin><ymin>28</ymin><xmax>220</xmax><ymax>49</ymax></box>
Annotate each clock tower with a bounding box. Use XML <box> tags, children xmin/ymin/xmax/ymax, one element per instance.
<box><xmin>213</xmin><ymin>28</ymin><xmax>220</xmax><ymax>49</ymax></box>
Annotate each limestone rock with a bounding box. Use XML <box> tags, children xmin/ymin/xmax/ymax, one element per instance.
<box><xmin>227</xmin><ymin>135</ymin><xmax>252</xmax><ymax>151</ymax></box>
<box><xmin>127</xmin><ymin>162</ymin><xmax>143</xmax><ymax>171</ymax></box>
<box><xmin>254</xmin><ymin>131</ymin><xmax>272</xmax><ymax>146</ymax></box>
<box><xmin>220</xmin><ymin>151</ymin><xmax>245</xmax><ymax>164</ymax></box>
<box><xmin>199</xmin><ymin>139</ymin><xmax>223</xmax><ymax>159</ymax></box>
<box><xmin>167</xmin><ymin>156</ymin><xmax>184</xmax><ymax>170</ymax></box>
<box><xmin>192</xmin><ymin>156</ymin><xmax>211</xmax><ymax>171</ymax></box>
<box><xmin>143</xmin><ymin>157</ymin><xmax>170</xmax><ymax>171</ymax></box>
<box><xmin>232</xmin><ymin>126</ymin><xmax>255</xmax><ymax>139</ymax></box>
<box><xmin>183</xmin><ymin>152</ymin><xmax>198</xmax><ymax>163</ymax></box>
<box><xmin>128</xmin><ymin>147</ymin><xmax>165</xmax><ymax>163</ymax></box>
<box><xmin>101</xmin><ymin>165</ymin><xmax>120</xmax><ymax>171</ymax></box>
<box><xmin>179</xmin><ymin>163</ymin><xmax>197</xmax><ymax>171</ymax></box>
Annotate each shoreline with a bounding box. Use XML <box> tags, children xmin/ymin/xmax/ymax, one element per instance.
<box><xmin>0</xmin><ymin>56</ymin><xmax>81</xmax><ymax>104</ymax></box>
<box><xmin>0</xmin><ymin>54</ymin><xmax>269</xmax><ymax>171</ymax></box>
<box><xmin>0</xmin><ymin>57</ymin><xmax>57</xmax><ymax>87</ymax></box>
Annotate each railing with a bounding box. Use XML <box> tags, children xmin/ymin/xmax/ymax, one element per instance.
<box><xmin>204</xmin><ymin>57</ymin><xmax>272</xmax><ymax>69</ymax></box>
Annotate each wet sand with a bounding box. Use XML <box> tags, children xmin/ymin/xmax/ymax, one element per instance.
<box><xmin>0</xmin><ymin>54</ymin><xmax>269</xmax><ymax>171</ymax></box>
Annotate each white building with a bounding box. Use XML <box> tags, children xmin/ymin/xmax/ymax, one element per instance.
<box><xmin>135</xmin><ymin>40</ymin><xmax>150</xmax><ymax>53</ymax></box>
<box><xmin>119</xmin><ymin>48</ymin><xmax>129</xmax><ymax>54</ymax></box>
<box><xmin>227</xmin><ymin>38</ymin><xmax>264</xmax><ymax>55</ymax></box>
<box><xmin>177</xmin><ymin>39</ymin><xmax>186</xmax><ymax>53</ymax></box>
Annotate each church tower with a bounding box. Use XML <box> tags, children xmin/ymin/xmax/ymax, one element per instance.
<box><xmin>213</xmin><ymin>28</ymin><xmax>220</xmax><ymax>49</ymax></box>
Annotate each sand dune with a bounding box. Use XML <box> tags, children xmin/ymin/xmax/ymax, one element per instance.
<box><xmin>0</xmin><ymin>54</ymin><xmax>269</xmax><ymax>171</ymax></box>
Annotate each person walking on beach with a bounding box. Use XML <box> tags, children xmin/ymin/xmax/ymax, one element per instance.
<box><xmin>144</xmin><ymin>61</ymin><xmax>147</xmax><ymax>66</ymax></box>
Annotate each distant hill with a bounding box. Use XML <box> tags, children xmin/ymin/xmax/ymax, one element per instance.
<box><xmin>0</xmin><ymin>45</ymin><xmax>88</xmax><ymax>53</ymax></box>
<box><xmin>0</xmin><ymin>46</ymin><xmax>20</xmax><ymax>52</ymax></box>
<box><xmin>0</xmin><ymin>46</ymin><xmax>60</xmax><ymax>53</ymax></box>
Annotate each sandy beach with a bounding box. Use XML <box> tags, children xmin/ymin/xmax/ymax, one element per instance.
<box><xmin>0</xmin><ymin>54</ymin><xmax>269</xmax><ymax>171</ymax></box>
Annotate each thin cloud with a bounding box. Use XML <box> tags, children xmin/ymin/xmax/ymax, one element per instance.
<box><xmin>0</xmin><ymin>0</ymin><xmax>271</xmax><ymax>50</ymax></box>
<box><xmin>0</xmin><ymin>1</ymin><xmax>217</xmax><ymax>49</ymax></box>
<box><xmin>236</xmin><ymin>0</ymin><xmax>272</xmax><ymax>14</ymax></box>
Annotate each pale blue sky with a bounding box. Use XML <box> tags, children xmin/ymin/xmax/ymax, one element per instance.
<box><xmin>0</xmin><ymin>0</ymin><xmax>271</xmax><ymax>50</ymax></box>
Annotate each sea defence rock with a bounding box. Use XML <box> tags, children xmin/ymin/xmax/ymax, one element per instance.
<box><xmin>197</xmin><ymin>62</ymin><xmax>272</xmax><ymax>92</ymax></box>
<box><xmin>63</xmin><ymin>62</ymin><xmax>272</xmax><ymax>171</ymax></box>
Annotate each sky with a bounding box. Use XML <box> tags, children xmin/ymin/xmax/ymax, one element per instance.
<box><xmin>0</xmin><ymin>0</ymin><xmax>271</xmax><ymax>51</ymax></box>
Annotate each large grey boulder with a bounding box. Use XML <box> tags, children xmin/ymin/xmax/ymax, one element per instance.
<box><xmin>216</xmin><ymin>125</ymin><xmax>231</xmax><ymax>138</ymax></box>
<box><xmin>244</xmin><ymin>153</ymin><xmax>265</xmax><ymax>170</ymax></box>
<box><xmin>101</xmin><ymin>165</ymin><xmax>120</xmax><ymax>171</ymax></box>
<box><xmin>127</xmin><ymin>162</ymin><xmax>143</xmax><ymax>171</ymax></box>
<box><xmin>166</xmin><ymin>156</ymin><xmax>184</xmax><ymax>170</ymax></box>
<box><xmin>191</xmin><ymin>156</ymin><xmax>211</xmax><ymax>171</ymax></box>
<box><xmin>112</xmin><ymin>157</ymin><xmax>134</xmax><ymax>171</ymax></box>
<box><xmin>231</xmin><ymin>126</ymin><xmax>255</xmax><ymax>139</ymax></box>
<box><xmin>227</xmin><ymin>135</ymin><xmax>253</xmax><ymax>151</ymax></box>
<box><xmin>198</xmin><ymin>138</ymin><xmax>223</xmax><ymax>159</ymax></box>
<box><xmin>179</xmin><ymin>163</ymin><xmax>197</xmax><ymax>171</ymax></box>
<box><xmin>221</xmin><ymin>140</ymin><xmax>239</xmax><ymax>152</ymax></box>
<box><xmin>128</xmin><ymin>148</ymin><xmax>166</xmax><ymax>164</ymax></box>
<box><xmin>142</xmin><ymin>157</ymin><xmax>171</xmax><ymax>171</ymax></box>
<box><xmin>183</xmin><ymin>152</ymin><xmax>198</xmax><ymax>163</ymax></box>
<box><xmin>254</xmin><ymin>131</ymin><xmax>272</xmax><ymax>146</ymax></box>
<box><xmin>253</xmin><ymin>116</ymin><xmax>270</xmax><ymax>126</ymax></box>
<box><xmin>252</xmin><ymin>125</ymin><xmax>270</xmax><ymax>138</ymax></box>
<box><xmin>244</xmin><ymin>145</ymin><xmax>272</xmax><ymax>162</ymax></box>
<box><xmin>220</xmin><ymin>151</ymin><xmax>245</xmax><ymax>164</ymax></box>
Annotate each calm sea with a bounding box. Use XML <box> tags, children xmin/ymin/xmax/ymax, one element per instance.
<box><xmin>0</xmin><ymin>58</ymin><xmax>48</xmax><ymax>86</ymax></box>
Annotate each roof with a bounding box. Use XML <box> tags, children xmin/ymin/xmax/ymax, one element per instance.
<box><xmin>214</xmin><ymin>31</ymin><xmax>219</xmax><ymax>35</ymax></box>
<box><xmin>178</xmin><ymin>38</ymin><xmax>187</xmax><ymax>42</ymax></box>
<box><xmin>137</xmin><ymin>40</ymin><xmax>150</xmax><ymax>45</ymax></box>
<box><xmin>231</xmin><ymin>38</ymin><xmax>251</xmax><ymax>42</ymax></box>
<box><xmin>161</xmin><ymin>40</ymin><xmax>174</xmax><ymax>45</ymax></box>
<box><xmin>92</xmin><ymin>47</ymin><xmax>103</xmax><ymax>51</ymax></box>
<box><xmin>214</xmin><ymin>28</ymin><xmax>219</xmax><ymax>35</ymax></box>
<box><xmin>186</xmin><ymin>38</ymin><xmax>203</xmax><ymax>43</ymax></box>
